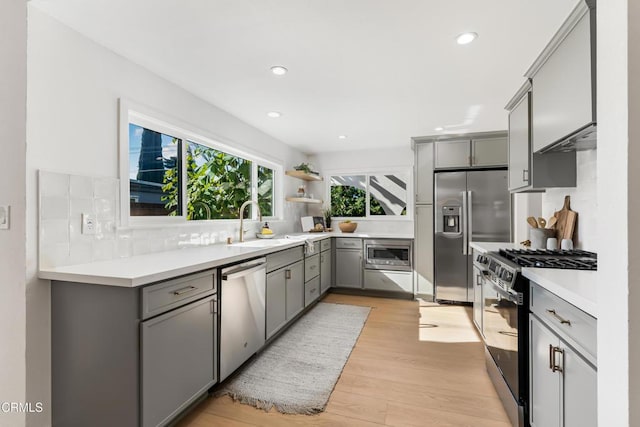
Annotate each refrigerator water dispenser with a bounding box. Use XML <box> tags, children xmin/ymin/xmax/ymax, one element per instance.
<box><xmin>442</xmin><ymin>206</ymin><xmax>460</xmax><ymax>233</ymax></box>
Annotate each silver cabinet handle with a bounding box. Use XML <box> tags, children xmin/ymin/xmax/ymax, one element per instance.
<box><xmin>310</xmin><ymin>287</ymin><xmax>317</xmax><ymax>294</ymax></box>
<box><xmin>522</xmin><ymin>169</ymin><xmax>529</xmax><ymax>182</ymax></box>
<box><xmin>172</xmin><ymin>286</ymin><xmax>197</xmax><ymax>296</ymax></box>
<box><xmin>548</xmin><ymin>344</ymin><xmax>554</xmax><ymax>370</ymax></box>
<box><xmin>285</xmin><ymin>269</ymin><xmax>292</xmax><ymax>280</ymax></box>
<box><xmin>546</xmin><ymin>309</ymin><xmax>571</xmax><ymax>326</ymax></box>
<box><xmin>551</xmin><ymin>346</ymin><xmax>563</xmax><ymax>373</ymax></box>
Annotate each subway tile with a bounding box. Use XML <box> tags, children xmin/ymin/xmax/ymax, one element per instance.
<box><xmin>69</xmin><ymin>242</ymin><xmax>93</xmax><ymax>265</ymax></box>
<box><xmin>39</xmin><ymin>171</ymin><xmax>69</xmax><ymax>198</ymax></box>
<box><xmin>40</xmin><ymin>219</ymin><xmax>69</xmax><ymax>245</ymax></box>
<box><xmin>40</xmin><ymin>243</ymin><xmax>70</xmax><ymax>269</ymax></box>
<box><xmin>41</xmin><ymin>196</ymin><xmax>69</xmax><ymax>221</ymax></box>
<box><xmin>92</xmin><ymin>240</ymin><xmax>115</xmax><ymax>262</ymax></box>
<box><xmin>94</xmin><ymin>198</ymin><xmax>115</xmax><ymax>220</ymax></box>
<box><xmin>70</xmin><ymin>197</ymin><xmax>94</xmax><ymax>217</ymax></box>
<box><xmin>69</xmin><ymin>175</ymin><xmax>93</xmax><ymax>198</ymax></box>
<box><xmin>93</xmin><ymin>177</ymin><xmax>117</xmax><ymax>199</ymax></box>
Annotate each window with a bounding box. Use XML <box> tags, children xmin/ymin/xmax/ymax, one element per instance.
<box><xmin>330</xmin><ymin>172</ymin><xmax>409</xmax><ymax>218</ymax></box>
<box><xmin>121</xmin><ymin>103</ymin><xmax>281</xmax><ymax>224</ymax></box>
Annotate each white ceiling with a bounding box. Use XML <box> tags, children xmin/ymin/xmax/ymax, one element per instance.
<box><xmin>30</xmin><ymin>0</ymin><xmax>577</xmax><ymax>154</ymax></box>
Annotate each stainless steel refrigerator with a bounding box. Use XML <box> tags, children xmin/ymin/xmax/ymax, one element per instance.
<box><xmin>434</xmin><ymin>170</ymin><xmax>510</xmax><ymax>302</ymax></box>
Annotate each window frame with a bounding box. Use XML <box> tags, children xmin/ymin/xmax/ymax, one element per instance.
<box><xmin>326</xmin><ymin>168</ymin><xmax>413</xmax><ymax>221</ymax></box>
<box><xmin>119</xmin><ymin>99</ymin><xmax>283</xmax><ymax>227</ymax></box>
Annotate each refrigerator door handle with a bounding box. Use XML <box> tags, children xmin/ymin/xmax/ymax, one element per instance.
<box><xmin>462</xmin><ymin>191</ymin><xmax>468</xmax><ymax>255</ymax></box>
<box><xmin>467</xmin><ymin>190</ymin><xmax>473</xmax><ymax>251</ymax></box>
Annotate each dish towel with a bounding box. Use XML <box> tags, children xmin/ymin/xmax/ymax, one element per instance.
<box><xmin>305</xmin><ymin>240</ymin><xmax>315</xmax><ymax>255</ymax></box>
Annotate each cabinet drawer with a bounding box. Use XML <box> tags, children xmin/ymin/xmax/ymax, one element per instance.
<box><xmin>335</xmin><ymin>238</ymin><xmax>362</xmax><ymax>250</ymax></box>
<box><xmin>266</xmin><ymin>246</ymin><xmax>304</xmax><ymax>273</ymax></box>
<box><xmin>142</xmin><ymin>270</ymin><xmax>216</xmax><ymax>319</ymax></box>
<box><xmin>320</xmin><ymin>238</ymin><xmax>332</xmax><ymax>252</ymax></box>
<box><xmin>305</xmin><ymin>254</ymin><xmax>320</xmax><ymax>282</ymax></box>
<box><xmin>363</xmin><ymin>270</ymin><xmax>413</xmax><ymax>293</ymax></box>
<box><xmin>305</xmin><ymin>241</ymin><xmax>320</xmax><ymax>257</ymax></box>
<box><xmin>530</xmin><ymin>282</ymin><xmax>596</xmax><ymax>360</ymax></box>
<box><xmin>304</xmin><ymin>276</ymin><xmax>320</xmax><ymax>307</ymax></box>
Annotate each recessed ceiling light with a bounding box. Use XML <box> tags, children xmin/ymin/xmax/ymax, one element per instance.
<box><xmin>267</xmin><ymin>111</ymin><xmax>282</xmax><ymax>118</ymax></box>
<box><xmin>270</xmin><ymin>66</ymin><xmax>288</xmax><ymax>76</ymax></box>
<box><xmin>434</xmin><ymin>127</ymin><xmax>444</xmax><ymax>131</ymax></box>
<box><xmin>338</xmin><ymin>135</ymin><xmax>347</xmax><ymax>139</ymax></box>
<box><xmin>456</xmin><ymin>32</ymin><xmax>478</xmax><ymax>45</ymax></box>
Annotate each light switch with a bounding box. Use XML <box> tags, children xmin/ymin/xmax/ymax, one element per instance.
<box><xmin>0</xmin><ymin>205</ymin><xmax>9</xmax><ymax>230</ymax></box>
<box><xmin>81</xmin><ymin>213</ymin><xmax>96</xmax><ymax>235</ymax></box>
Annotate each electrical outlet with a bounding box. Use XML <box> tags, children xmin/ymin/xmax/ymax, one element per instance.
<box><xmin>81</xmin><ymin>213</ymin><xmax>96</xmax><ymax>235</ymax></box>
<box><xmin>0</xmin><ymin>205</ymin><xmax>9</xmax><ymax>230</ymax></box>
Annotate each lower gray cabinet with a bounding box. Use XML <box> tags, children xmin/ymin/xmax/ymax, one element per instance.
<box><xmin>141</xmin><ymin>294</ymin><xmax>217</xmax><ymax>427</ymax></box>
<box><xmin>285</xmin><ymin>260</ymin><xmax>305</xmax><ymax>320</ymax></box>
<box><xmin>320</xmin><ymin>250</ymin><xmax>331</xmax><ymax>293</ymax></box>
<box><xmin>363</xmin><ymin>270</ymin><xmax>412</xmax><ymax>293</ymax></box>
<box><xmin>266</xmin><ymin>268</ymin><xmax>287</xmax><ymax>339</ymax></box>
<box><xmin>336</xmin><ymin>249</ymin><xmax>362</xmax><ymax>288</ymax></box>
<box><xmin>304</xmin><ymin>276</ymin><xmax>320</xmax><ymax>307</ymax></box>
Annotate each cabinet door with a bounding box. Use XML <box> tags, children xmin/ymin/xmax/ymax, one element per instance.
<box><xmin>320</xmin><ymin>251</ymin><xmax>332</xmax><ymax>293</ymax></box>
<box><xmin>563</xmin><ymin>343</ymin><xmax>597</xmax><ymax>427</ymax></box>
<box><xmin>471</xmin><ymin>137</ymin><xmax>507</xmax><ymax>167</ymax></box>
<box><xmin>434</xmin><ymin>140</ymin><xmax>470</xmax><ymax>169</ymax></box>
<box><xmin>530</xmin><ymin>316</ymin><xmax>561</xmax><ymax>427</ymax></box>
<box><xmin>416</xmin><ymin>142</ymin><xmax>434</xmax><ymax>203</ymax></box>
<box><xmin>285</xmin><ymin>261</ymin><xmax>305</xmax><ymax>320</ymax></box>
<box><xmin>266</xmin><ymin>269</ymin><xmax>287</xmax><ymax>339</ymax></box>
<box><xmin>508</xmin><ymin>93</ymin><xmax>531</xmax><ymax>190</ymax></box>
<box><xmin>335</xmin><ymin>250</ymin><xmax>362</xmax><ymax>288</ymax></box>
<box><xmin>415</xmin><ymin>205</ymin><xmax>434</xmax><ymax>297</ymax></box>
<box><xmin>141</xmin><ymin>295</ymin><xmax>216</xmax><ymax>427</ymax></box>
<box><xmin>532</xmin><ymin>12</ymin><xmax>593</xmax><ymax>152</ymax></box>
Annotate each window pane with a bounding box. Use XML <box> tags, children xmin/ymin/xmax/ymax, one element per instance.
<box><xmin>186</xmin><ymin>141</ymin><xmax>252</xmax><ymax>220</ymax></box>
<box><xmin>258</xmin><ymin>166</ymin><xmax>274</xmax><ymax>217</ymax></box>
<box><xmin>129</xmin><ymin>124</ymin><xmax>181</xmax><ymax>216</ymax></box>
<box><xmin>369</xmin><ymin>174</ymin><xmax>408</xmax><ymax>216</ymax></box>
<box><xmin>330</xmin><ymin>175</ymin><xmax>366</xmax><ymax>217</ymax></box>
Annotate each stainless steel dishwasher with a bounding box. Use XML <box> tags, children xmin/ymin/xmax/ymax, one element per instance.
<box><xmin>219</xmin><ymin>257</ymin><xmax>266</xmax><ymax>381</ymax></box>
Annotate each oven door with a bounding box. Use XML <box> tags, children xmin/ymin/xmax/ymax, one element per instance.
<box><xmin>364</xmin><ymin>241</ymin><xmax>412</xmax><ymax>271</ymax></box>
<box><xmin>482</xmin><ymin>279</ymin><xmax>520</xmax><ymax>401</ymax></box>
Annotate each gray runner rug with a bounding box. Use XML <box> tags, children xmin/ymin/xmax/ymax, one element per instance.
<box><xmin>216</xmin><ymin>302</ymin><xmax>371</xmax><ymax>414</ymax></box>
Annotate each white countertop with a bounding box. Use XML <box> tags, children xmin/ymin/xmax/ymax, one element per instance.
<box><xmin>469</xmin><ymin>241</ymin><xmax>598</xmax><ymax>318</ymax></box>
<box><xmin>39</xmin><ymin>232</ymin><xmax>413</xmax><ymax>287</ymax></box>
<box><xmin>522</xmin><ymin>268</ymin><xmax>597</xmax><ymax>318</ymax></box>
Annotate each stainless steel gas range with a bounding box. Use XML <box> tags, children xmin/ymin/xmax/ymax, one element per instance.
<box><xmin>474</xmin><ymin>248</ymin><xmax>597</xmax><ymax>427</ymax></box>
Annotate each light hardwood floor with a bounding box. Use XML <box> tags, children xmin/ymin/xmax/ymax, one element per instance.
<box><xmin>177</xmin><ymin>293</ymin><xmax>510</xmax><ymax>427</ymax></box>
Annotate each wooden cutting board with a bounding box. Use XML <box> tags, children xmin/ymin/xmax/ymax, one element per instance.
<box><xmin>554</xmin><ymin>195</ymin><xmax>577</xmax><ymax>242</ymax></box>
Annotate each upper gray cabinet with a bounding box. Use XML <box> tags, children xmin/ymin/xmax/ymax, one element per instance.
<box><xmin>415</xmin><ymin>142</ymin><xmax>434</xmax><ymax>204</ymax></box>
<box><xmin>434</xmin><ymin>135</ymin><xmax>507</xmax><ymax>170</ymax></box>
<box><xmin>506</xmin><ymin>82</ymin><xmax>577</xmax><ymax>192</ymax></box>
<box><xmin>527</xmin><ymin>0</ymin><xmax>596</xmax><ymax>153</ymax></box>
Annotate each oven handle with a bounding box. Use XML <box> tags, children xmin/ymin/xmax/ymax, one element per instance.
<box><xmin>488</xmin><ymin>279</ymin><xmax>522</xmax><ymax>305</ymax></box>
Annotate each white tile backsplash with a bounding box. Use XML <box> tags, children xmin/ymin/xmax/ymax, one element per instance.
<box><xmin>39</xmin><ymin>170</ymin><xmax>301</xmax><ymax>269</ymax></box>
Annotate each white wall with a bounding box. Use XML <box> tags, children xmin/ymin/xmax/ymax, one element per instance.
<box><xmin>597</xmin><ymin>1</ymin><xmax>634</xmax><ymax>425</ymax></box>
<box><xmin>0</xmin><ymin>2</ymin><xmax>27</xmax><ymax>427</ymax></box>
<box><xmin>308</xmin><ymin>146</ymin><xmax>414</xmax><ymax>235</ymax></box>
<box><xmin>26</xmin><ymin>8</ymin><xmax>308</xmax><ymax>425</ymax></box>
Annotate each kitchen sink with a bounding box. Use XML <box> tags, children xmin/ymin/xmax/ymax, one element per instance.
<box><xmin>232</xmin><ymin>238</ymin><xmax>292</xmax><ymax>248</ymax></box>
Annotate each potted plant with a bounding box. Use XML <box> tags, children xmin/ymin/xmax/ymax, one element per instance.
<box><xmin>322</xmin><ymin>206</ymin><xmax>334</xmax><ymax>229</ymax></box>
<box><xmin>338</xmin><ymin>219</ymin><xmax>358</xmax><ymax>233</ymax></box>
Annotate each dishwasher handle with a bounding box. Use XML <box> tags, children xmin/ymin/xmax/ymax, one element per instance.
<box><xmin>222</xmin><ymin>259</ymin><xmax>266</xmax><ymax>281</ymax></box>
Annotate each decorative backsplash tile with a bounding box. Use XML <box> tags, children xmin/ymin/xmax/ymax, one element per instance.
<box><xmin>39</xmin><ymin>170</ymin><xmax>301</xmax><ymax>269</ymax></box>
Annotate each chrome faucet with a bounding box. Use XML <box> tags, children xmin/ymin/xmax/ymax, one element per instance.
<box><xmin>238</xmin><ymin>200</ymin><xmax>262</xmax><ymax>242</ymax></box>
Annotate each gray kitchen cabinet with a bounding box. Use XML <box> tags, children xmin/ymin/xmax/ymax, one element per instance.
<box><xmin>529</xmin><ymin>282</ymin><xmax>597</xmax><ymax>427</ymax></box>
<box><xmin>506</xmin><ymin>83</ymin><xmax>577</xmax><ymax>192</ymax></box>
<box><xmin>285</xmin><ymin>260</ymin><xmax>305</xmax><ymax>319</ymax></box>
<box><xmin>320</xmin><ymin>250</ymin><xmax>332</xmax><ymax>294</ymax></box>
<box><xmin>266</xmin><ymin>268</ymin><xmax>287</xmax><ymax>339</ymax></box>
<box><xmin>471</xmin><ymin>137</ymin><xmax>508</xmax><ymax>167</ymax></box>
<box><xmin>304</xmin><ymin>253</ymin><xmax>320</xmax><ymax>282</ymax></box>
<box><xmin>363</xmin><ymin>270</ymin><xmax>412</xmax><ymax>293</ymax></box>
<box><xmin>141</xmin><ymin>295</ymin><xmax>217</xmax><ymax>427</ymax></box>
<box><xmin>415</xmin><ymin>205</ymin><xmax>434</xmax><ymax>298</ymax></box>
<box><xmin>304</xmin><ymin>276</ymin><xmax>320</xmax><ymax>307</ymax></box>
<box><xmin>435</xmin><ymin>136</ymin><xmax>507</xmax><ymax>169</ymax></box>
<box><xmin>335</xmin><ymin>242</ymin><xmax>362</xmax><ymax>288</ymax></box>
<box><xmin>434</xmin><ymin>139</ymin><xmax>470</xmax><ymax>169</ymax></box>
<box><xmin>415</xmin><ymin>142</ymin><xmax>434</xmax><ymax>204</ymax></box>
<box><xmin>528</xmin><ymin>2</ymin><xmax>595</xmax><ymax>153</ymax></box>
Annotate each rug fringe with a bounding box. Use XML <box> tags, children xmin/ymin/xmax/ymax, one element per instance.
<box><xmin>215</xmin><ymin>390</ymin><xmax>324</xmax><ymax>415</ymax></box>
